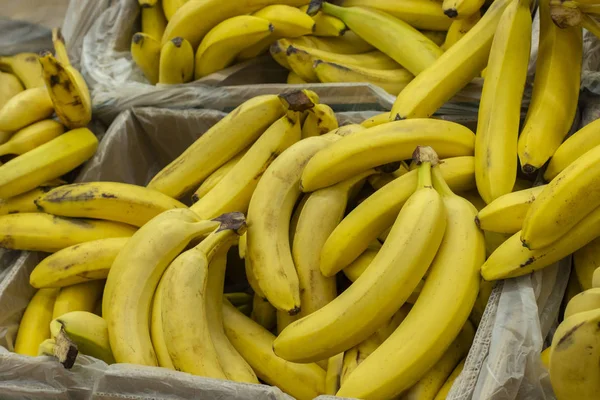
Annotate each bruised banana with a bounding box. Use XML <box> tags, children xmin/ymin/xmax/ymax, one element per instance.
<box><xmin>0</xmin><ymin>87</ymin><xmax>53</xmax><ymax>133</ymax></box>
<box><xmin>192</xmin><ymin>147</ymin><xmax>249</xmax><ymax>202</ymax></box>
<box><xmin>159</xmin><ymin>37</ymin><xmax>194</xmax><ymax>84</ymax></box>
<box><xmin>0</xmin><ymin>179</ymin><xmax>64</xmax><ymax>216</ymax></box>
<box><xmin>131</xmin><ymin>32</ymin><xmax>161</xmax><ymax>84</ymax></box>
<box><xmin>0</xmin><ymin>71</ymin><xmax>23</xmax><ymax>109</ymax></box>
<box><xmin>52</xmin><ymin>280</ymin><xmax>105</xmax><ymax>319</ymax></box>
<box><xmin>141</xmin><ymin>3</ymin><xmax>167</xmax><ymax>41</ymax></box>
<box><xmin>36</xmin><ymin>181</ymin><xmax>186</xmax><ymax>227</ymax></box>
<box><xmin>301</xmin><ymin>103</ymin><xmax>338</xmax><ymax>138</ymax></box>
<box><xmin>14</xmin><ymin>288</ymin><xmax>60</xmax><ymax>356</ymax></box>
<box><xmin>0</xmin><ymin>120</ymin><xmax>64</xmax><ymax>157</ymax></box>
<box><xmin>0</xmin><ymin>52</ymin><xmax>45</xmax><ymax>89</ymax></box>
<box><xmin>574</xmin><ymin>238</ymin><xmax>600</xmax><ymax>290</ymax></box>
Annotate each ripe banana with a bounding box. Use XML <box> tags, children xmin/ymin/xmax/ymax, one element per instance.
<box><xmin>148</xmin><ymin>94</ymin><xmax>284</xmax><ymax>198</ymax></box>
<box><xmin>321</xmin><ymin>156</ymin><xmax>474</xmax><ymax>276</ymax></box>
<box><xmin>421</xmin><ymin>30</ymin><xmax>447</xmax><ymax>46</ymax></box>
<box><xmin>246</xmin><ymin>133</ymin><xmax>342</xmax><ymax>314</ymax></box>
<box><xmin>443</xmin><ymin>0</ymin><xmax>485</xmax><ymax>19</ymax></box>
<box><xmin>14</xmin><ymin>288</ymin><xmax>60</xmax><ymax>356</ymax></box>
<box><xmin>0</xmin><ymin>180</ymin><xmax>64</xmax><ymax>216</ymax></box>
<box><xmin>0</xmin><ymin>71</ymin><xmax>23</xmax><ymax>109</ymax></box>
<box><xmin>564</xmin><ymin>288</ymin><xmax>600</xmax><ymax>319</ymax></box>
<box><xmin>36</xmin><ymin>181</ymin><xmax>186</xmax><ymax>227</ymax></box>
<box><xmin>162</xmin><ymin>0</ymin><xmax>188</xmax><ymax>20</ymax></box>
<box><xmin>52</xmin><ymin>280</ymin><xmax>105</xmax><ymax>319</ymax></box>
<box><xmin>222</xmin><ymin>299</ymin><xmax>326</xmax><ymax>400</ymax></box>
<box><xmin>367</xmin><ymin>162</ymin><xmax>409</xmax><ymax>189</ymax></box>
<box><xmin>287</xmin><ymin>71</ymin><xmax>307</xmax><ymax>84</ymax></box>
<box><xmin>391</xmin><ymin>0</ymin><xmax>512</xmax><ymax>119</ymax></box>
<box><xmin>159</xmin><ymin>37</ymin><xmax>194</xmax><ymax>84</ymax></box>
<box><xmin>141</xmin><ymin>3</ymin><xmax>167</xmax><ymax>40</ymax></box>
<box><xmin>274</xmin><ymin>147</ymin><xmax>446</xmax><ymax>362</ymax></box>
<box><xmin>50</xmin><ymin>311</ymin><xmax>115</xmax><ymax>364</ymax></box>
<box><xmin>301</xmin><ymin>103</ymin><xmax>338</xmax><ymax>138</ymax></box>
<box><xmin>277</xmin><ymin>310</ymin><xmax>299</xmax><ymax>334</ymax></box>
<box><xmin>434</xmin><ymin>360</ymin><xmax>465</xmax><ymax>400</ymax></box>
<box><xmin>0</xmin><ymin>87</ymin><xmax>53</xmax><ymax>133</ymax></box>
<box><xmin>325</xmin><ymin>353</ymin><xmax>344</xmax><ymax>395</ymax></box>
<box><xmin>475</xmin><ymin>185</ymin><xmax>546</xmax><ymax>234</ymax></box>
<box><xmin>540</xmin><ymin>348</ymin><xmax>551</xmax><ymax>369</ymax></box>
<box><xmin>299</xmin><ymin>5</ymin><xmax>346</xmax><ymax>37</ymax></box>
<box><xmin>333</xmin><ymin>0</ymin><xmax>452</xmax><ymax>31</ymax></box>
<box><xmin>0</xmin><ymin>53</ymin><xmax>45</xmax><ymax>89</ymax></box>
<box><xmin>442</xmin><ymin>11</ymin><xmax>481</xmax><ymax>50</ymax></box>
<box><xmin>190</xmin><ymin>113</ymin><xmax>301</xmax><ymax>219</ymax></box>
<box><xmin>337</xmin><ymin>169</ymin><xmax>483</xmax><ymax>398</ymax></box>
<box><xmin>313</xmin><ymin>60</ymin><xmax>413</xmax><ymax>95</ymax></box>
<box><xmin>30</xmin><ymin>237</ymin><xmax>128</xmax><ymax>288</ymax></box>
<box><xmin>574</xmin><ymin>238</ymin><xmax>600</xmax><ymax>290</ymax></box>
<box><xmin>320</xmin><ymin>2</ymin><xmax>443</xmax><ymax>76</ymax></box>
<box><xmin>343</xmin><ymin>245</ymin><xmax>379</xmax><ymax>282</ymax></box>
<box><xmin>517</xmin><ymin>0</ymin><xmax>582</xmax><ymax>174</ymax></box>
<box><xmin>0</xmin><ymin>213</ymin><xmax>135</xmax><ymax>252</ymax></box>
<box><xmin>0</xmin><ymin>120</ymin><xmax>64</xmax><ymax>157</ymax></box>
<box><xmin>191</xmin><ymin>147</ymin><xmax>248</xmax><ymax>202</ymax></box>
<box><xmin>103</xmin><ymin>209</ymin><xmax>219</xmax><ymax>365</ymax></box>
<box><xmin>286</xmin><ymin>32</ymin><xmax>374</xmax><ymax>54</ymax></box>
<box><xmin>131</xmin><ymin>32</ymin><xmax>161</xmax><ymax>84</ymax></box>
<box><xmin>150</xmin><ymin>275</ymin><xmax>175</xmax><ymax>369</ymax></box>
<box><xmin>251</xmin><ymin>294</ymin><xmax>277</xmax><ymax>330</ymax></box>
<box><xmin>224</xmin><ymin>292</ymin><xmax>253</xmax><ymax>307</ymax></box>
<box><xmin>300</xmin><ymin>119</ymin><xmax>475</xmax><ymax>192</ymax></box>
<box><xmin>360</xmin><ymin>112</ymin><xmax>391</xmax><ymax>129</ymax></box>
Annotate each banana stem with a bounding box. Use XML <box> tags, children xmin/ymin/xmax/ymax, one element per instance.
<box><xmin>413</xmin><ymin>145</ymin><xmax>439</xmax><ymax>189</ymax></box>
<box><xmin>431</xmin><ymin>165</ymin><xmax>455</xmax><ymax>197</ymax></box>
<box><xmin>196</xmin><ymin>212</ymin><xmax>246</xmax><ymax>259</ymax></box>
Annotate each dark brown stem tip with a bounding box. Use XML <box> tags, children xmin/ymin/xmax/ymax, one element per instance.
<box><xmin>132</xmin><ymin>33</ymin><xmax>145</xmax><ymax>45</ymax></box>
<box><xmin>444</xmin><ymin>8</ymin><xmax>458</xmax><ymax>18</ymax></box>
<box><xmin>412</xmin><ymin>146</ymin><xmax>439</xmax><ymax>166</ymax></box>
<box><xmin>191</xmin><ymin>193</ymin><xmax>199</xmax><ymax>203</ymax></box>
<box><xmin>521</xmin><ymin>238</ymin><xmax>530</xmax><ymax>249</ymax></box>
<box><xmin>279</xmin><ymin>90</ymin><xmax>316</xmax><ymax>112</ymax></box>
<box><xmin>375</xmin><ymin>161</ymin><xmax>402</xmax><ymax>174</ymax></box>
<box><xmin>521</xmin><ymin>164</ymin><xmax>537</xmax><ymax>175</ymax></box>
<box><xmin>54</xmin><ymin>328</ymin><xmax>78</xmax><ymax>369</ymax></box>
<box><xmin>288</xmin><ymin>306</ymin><xmax>301</xmax><ymax>316</ymax></box>
<box><xmin>213</xmin><ymin>212</ymin><xmax>247</xmax><ymax>235</ymax></box>
<box><xmin>171</xmin><ymin>37</ymin><xmax>184</xmax><ymax>47</ymax></box>
<box><xmin>474</xmin><ymin>216</ymin><xmax>481</xmax><ymax>229</ymax></box>
<box><xmin>307</xmin><ymin>0</ymin><xmax>323</xmax><ymax>16</ymax></box>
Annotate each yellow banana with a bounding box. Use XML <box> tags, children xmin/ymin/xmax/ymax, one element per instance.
<box><xmin>29</xmin><ymin>237</ymin><xmax>128</xmax><ymax>288</ymax></box>
<box><xmin>540</xmin><ymin>348</ymin><xmax>551</xmax><ymax>369</ymax></box>
<box><xmin>360</xmin><ymin>112</ymin><xmax>391</xmax><ymax>129</ymax></box>
<box><xmin>574</xmin><ymin>238</ymin><xmax>600</xmax><ymax>290</ymax></box>
<box><xmin>0</xmin><ymin>71</ymin><xmax>23</xmax><ymax>109</ymax></box>
<box><xmin>301</xmin><ymin>103</ymin><xmax>338</xmax><ymax>138</ymax></box>
<box><xmin>391</xmin><ymin>0</ymin><xmax>512</xmax><ymax>119</ymax></box>
<box><xmin>300</xmin><ymin>119</ymin><xmax>475</xmax><ymax>192</ymax></box>
<box><xmin>286</xmin><ymin>32</ymin><xmax>374</xmax><ymax>54</ymax></box>
<box><xmin>36</xmin><ymin>181</ymin><xmax>186</xmax><ymax>227</ymax></box>
<box><xmin>274</xmin><ymin>147</ymin><xmax>446</xmax><ymax>362</ymax></box>
<box><xmin>475</xmin><ymin>185</ymin><xmax>546</xmax><ymax>234</ymax></box>
<box><xmin>0</xmin><ymin>180</ymin><xmax>64</xmax><ymax>216</ymax></box>
<box><xmin>320</xmin><ymin>2</ymin><xmax>443</xmax><ymax>76</ymax></box>
<box><xmin>251</xmin><ymin>294</ymin><xmax>277</xmax><ymax>330</ymax></box>
<box><xmin>325</xmin><ymin>353</ymin><xmax>345</xmax><ymax>395</ymax></box>
<box><xmin>277</xmin><ymin>310</ymin><xmax>299</xmax><ymax>334</ymax></box>
<box><xmin>287</xmin><ymin>71</ymin><xmax>307</xmax><ymax>84</ymax></box>
<box><xmin>421</xmin><ymin>30</ymin><xmax>447</xmax><ymax>46</ymax></box>
<box><xmin>131</xmin><ymin>32</ymin><xmax>161</xmax><ymax>84</ymax></box>
<box><xmin>0</xmin><ymin>87</ymin><xmax>53</xmax><ymax>133</ymax></box>
<box><xmin>0</xmin><ymin>53</ymin><xmax>44</xmax><ymax>89</ymax></box>
<box><xmin>103</xmin><ymin>209</ymin><xmax>219</xmax><ymax>366</ymax></box>
<box><xmin>564</xmin><ymin>288</ymin><xmax>600</xmax><ymax>319</ymax></box>
<box><xmin>443</xmin><ymin>0</ymin><xmax>485</xmax><ymax>19</ymax></box>
<box><xmin>298</xmin><ymin>5</ymin><xmax>346</xmax><ymax>37</ymax></box>
<box><xmin>0</xmin><ymin>213</ymin><xmax>135</xmax><ymax>252</ymax></box>
<box><xmin>343</xmin><ymin>245</ymin><xmax>379</xmax><ymax>282</ymax></box>
<box><xmin>190</xmin><ymin>113</ymin><xmax>301</xmax><ymax>218</ymax></box>
<box><xmin>321</xmin><ymin>156</ymin><xmax>474</xmax><ymax>276</ymax></box>
<box><xmin>0</xmin><ymin>120</ymin><xmax>64</xmax><ymax>157</ymax></box>
<box><xmin>141</xmin><ymin>3</ymin><xmax>167</xmax><ymax>40</ymax></box>
<box><xmin>159</xmin><ymin>37</ymin><xmax>194</xmax><ymax>84</ymax></box>
<box><xmin>434</xmin><ymin>359</ymin><xmax>465</xmax><ymax>400</ymax></box>
<box><xmin>517</xmin><ymin>0</ymin><xmax>582</xmax><ymax>174</ymax></box>
<box><xmin>162</xmin><ymin>0</ymin><xmax>188</xmax><ymax>20</ymax></box>
<box><xmin>148</xmin><ymin>94</ymin><xmax>284</xmax><ymax>198</ymax></box>
<box><xmin>337</xmin><ymin>168</ymin><xmax>483</xmax><ymax>399</ymax></box>
<box><xmin>50</xmin><ymin>311</ymin><xmax>115</xmax><ymax>364</ymax></box>
<box><xmin>442</xmin><ymin>11</ymin><xmax>481</xmax><ymax>50</ymax></box>
<box><xmin>150</xmin><ymin>276</ymin><xmax>175</xmax><ymax>369</ymax></box>
<box><xmin>14</xmin><ymin>288</ymin><xmax>60</xmax><ymax>356</ymax></box>
<box><xmin>52</xmin><ymin>280</ymin><xmax>105</xmax><ymax>319</ymax></box>
<box><xmin>246</xmin><ymin>133</ymin><xmax>342</xmax><ymax>314</ymax></box>
<box><xmin>191</xmin><ymin>147</ymin><xmax>248</xmax><ymax>202</ymax></box>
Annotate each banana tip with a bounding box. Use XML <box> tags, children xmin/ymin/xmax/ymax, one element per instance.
<box><xmin>288</xmin><ymin>305</ymin><xmax>301</xmax><ymax>316</ymax></box>
<box><xmin>474</xmin><ymin>216</ymin><xmax>481</xmax><ymax>228</ymax></box>
<box><xmin>521</xmin><ymin>164</ymin><xmax>537</xmax><ymax>175</ymax></box>
<box><xmin>520</xmin><ymin>238</ymin><xmax>530</xmax><ymax>249</ymax></box>
<box><xmin>444</xmin><ymin>8</ymin><xmax>459</xmax><ymax>18</ymax></box>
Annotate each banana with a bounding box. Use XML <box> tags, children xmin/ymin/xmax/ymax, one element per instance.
<box><xmin>37</xmin><ymin>337</ymin><xmax>78</xmax><ymax>369</ymax></box>
<box><xmin>540</xmin><ymin>347</ymin><xmax>551</xmax><ymax>369</ymax></box>
<box><xmin>0</xmin><ymin>53</ymin><xmax>45</xmax><ymax>89</ymax></box>
<box><xmin>594</xmin><ymin>267</ymin><xmax>600</xmax><ymax>288</ymax></box>
<box><xmin>30</xmin><ymin>237</ymin><xmax>128</xmax><ymax>288</ymax></box>
<box><xmin>103</xmin><ymin>209</ymin><xmax>220</xmax><ymax>365</ymax></box>
<box><xmin>251</xmin><ymin>294</ymin><xmax>277</xmax><ymax>330</ymax></box>
<box><xmin>191</xmin><ymin>147</ymin><xmax>248</xmax><ymax>202</ymax></box>
<box><xmin>131</xmin><ymin>32</ymin><xmax>161</xmax><ymax>84</ymax></box>
<box><xmin>150</xmin><ymin>276</ymin><xmax>175</xmax><ymax>369</ymax></box>
<box><xmin>321</xmin><ymin>156</ymin><xmax>474</xmax><ymax>276</ymax></box>
<box><xmin>0</xmin><ymin>213</ymin><xmax>135</xmax><ymax>252</ymax></box>
<box><xmin>14</xmin><ymin>288</ymin><xmax>60</xmax><ymax>356</ymax></box>
<box><xmin>148</xmin><ymin>94</ymin><xmax>284</xmax><ymax>198</ymax></box>
<box><xmin>564</xmin><ymin>272</ymin><xmax>583</xmax><ymax>312</ymax></box>
<box><xmin>564</xmin><ymin>288</ymin><xmax>600</xmax><ymax>319</ymax></box>
<box><xmin>190</xmin><ymin>113</ymin><xmax>301</xmax><ymax>219</ymax></box>
<box><xmin>0</xmin><ymin>71</ymin><xmax>24</xmax><ymax>109</ymax></box>
<box><xmin>442</xmin><ymin>11</ymin><xmax>481</xmax><ymax>50</ymax></box>
<box><xmin>475</xmin><ymin>0</ymin><xmax>531</xmax><ymax>204</ymax></box>
<box><xmin>274</xmin><ymin>147</ymin><xmax>446</xmax><ymax>362</ymax></box>
<box><xmin>246</xmin><ymin>133</ymin><xmax>342</xmax><ymax>314</ymax></box>
<box><xmin>320</xmin><ymin>2</ymin><xmax>443</xmax><ymax>76</ymax></box>
<box><xmin>299</xmin><ymin>5</ymin><xmax>346</xmax><ymax>36</ymax></box>
<box><xmin>36</xmin><ymin>182</ymin><xmax>186</xmax><ymax>227</ymax></box>
<box><xmin>0</xmin><ymin>180</ymin><xmax>64</xmax><ymax>216</ymax></box>
<box><xmin>325</xmin><ymin>353</ymin><xmax>344</xmax><ymax>395</ymax></box>
<box><xmin>159</xmin><ymin>37</ymin><xmax>194</xmax><ymax>84</ymax></box>
<box><xmin>421</xmin><ymin>30</ymin><xmax>447</xmax><ymax>46</ymax></box>
<box><xmin>162</xmin><ymin>0</ymin><xmax>188</xmax><ymax>20</ymax></box>
<box><xmin>162</xmin><ymin>0</ymin><xmax>308</xmax><ymax>48</ymax></box>
<box><xmin>337</xmin><ymin>167</ymin><xmax>483</xmax><ymax>399</ymax></box>
<box><xmin>287</xmin><ymin>71</ymin><xmax>307</xmax><ymax>84</ymax></box>
<box><xmin>475</xmin><ymin>185</ymin><xmax>546</xmax><ymax>234</ymax></box>
<box><xmin>159</xmin><ymin>213</ymin><xmax>245</xmax><ymax>378</ymax></box>
<box><xmin>391</xmin><ymin>0</ymin><xmax>512</xmax><ymax>119</ymax></box>
<box><xmin>300</xmin><ymin>119</ymin><xmax>475</xmax><ymax>192</ymax></box>
<box><xmin>434</xmin><ymin>359</ymin><xmax>465</xmax><ymax>400</ymax></box>
<box><xmin>443</xmin><ymin>0</ymin><xmax>485</xmax><ymax>19</ymax></box>
<box><xmin>277</xmin><ymin>310</ymin><xmax>299</xmax><ymax>334</ymax></box>
<box><xmin>53</xmin><ymin>280</ymin><xmax>105</xmax><ymax>319</ymax></box>
<box><xmin>141</xmin><ymin>4</ymin><xmax>167</xmax><ymax>40</ymax></box>
<box><xmin>574</xmin><ymin>238</ymin><xmax>600</xmax><ymax>290</ymax></box>
<box><xmin>224</xmin><ymin>292</ymin><xmax>253</xmax><ymax>307</ymax></box>
<box><xmin>333</xmin><ymin>0</ymin><xmax>452</xmax><ymax>31</ymax></box>
<box><xmin>544</xmin><ymin>118</ymin><xmax>600</xmax><ymax>181</ymax></box>
<box><xmin>301</xmin><ymin>103</ymin><xmax>338</xmax><ymax>138</ymax></box>
<box><xmin>549</xmin><ymin>308</ymin><xmax>600</xmax><ymax>400</ymax></box>
<box><xmin>0</xmin><ymin>120</ymin><xmax>64</xmax><ymax>157</ymax></box>
<box><xmin>37</xmin><ymin>338</ymin><xmax>57</xmax><ymax>357</ymax></box>
<box><xmin>286</xmin><ymin>32</ymin><xmax>374</xmax><ymax>54</ymax></box>
<box><xmin>50</xmin><ymin>311</ymin><xmax>115</xmax><ymax>364</ymax></box>
<box><xmin>343</xmin><ymin>245</ymin><xmax>379</xmax><ymax>282</ymax></box>
<box><xmin>360</xmin><ymin>112</ymin><xmax>391</xmax><ymax>129</ymax></box>
<box><xmin>222</xmin><ymin>299</ymin><xmax>326</xmax><ymax>400</ymax></box>
<box><xmin>313</xmin><ymin>60</ymin><xmax>413</xmax><ymax>95</ymax></box>
<box><xmin>0</xmin><ymin>87</ymin><xmax>53</xmax><ymax>133</ymax></box>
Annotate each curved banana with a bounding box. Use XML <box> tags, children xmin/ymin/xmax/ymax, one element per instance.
<box><xmin>36</xmin><ymin>181</ymin><xmax>186</xmax><ymax>227</ymax></box>
<box><xmin>0</xmin><ymin>180</ymin><xmax>64</xmax><ymax>216</ymax></box>
<box><xmin>159</xmin><ymin>37</ymin><xmax>194</xmax><ymax>84</ymax></box>
<box><xmin>286</xmin><ymin>32</ymin><xmax>374</xmax><ymax>54</ymax></box>
<box><xmin>148</xmin><ymin>94</ymin><xmax>284</xmax><ymax>198</ymax></box>
<box><xmin>320</xmin><ymin>2</ymin><xmax>443</xmax><ymax>76</ymax></box>
<box><xmin>517</xmin><ymin>0</ymin><xmax>582</xmax><ymax>174</ymax></box>
<box><xmin>314</xmin><ymin>60</ymin><xmax>413</xmax><ymax>95</ymax></box>
<box><xmin>301</xmin><ymin>103</ymin><xmax>338</xmax><ymax>138</ymax></box>
<box><xmin>391</xmin><ymin>0</ymin><xmax>512</xmax><ymax>119</ymax></box>
<box><xmin>14</xmin><ymin>288</ymin><xmax>60</xmax><ymax>356</ymax></box>
<box><xmin>321</xmin><ymin>156</ymin><xmax>474</xmax><ymax>276</ymax></box>
<box><xmin>540</xmin><ymin>348</ymin><xmax>551</xmax><ymax>369</ymax></box>
<box><xmin>277</xmin><ymin>310</ymin><xmax>299</xmax><ymax>334</ymax></box>
<box><xmin>270</xmin><ymin>40</ymin><xmax>292</xmax><ymax>69</ymax></box>
<box><xmin>0</xmin><ymin>71</ymin><xmax>23</xmax><ymax>109</ymax></box>
<box><xmin>574</xmin><ymin>238</ymin><xmax>600</xmax><ymax>290</ymax></box>
<box><xmin>475</xmin><ymin>185</ymin><xmax>546</xmax><ymax>234</ymax></box>
<box><xmin>53</xmin><ymin>280</ymin><xmax>105</xmax><ymax>319</ymax></box>
<box><xmin>50</xmin><ymin>311</ymin><xmax>115</xmax><ymax>364</ymax></box>
<box><xmin>337</xmin><ymin>168</ymin><xmax>483</xmax><ymax>398</ymax></box>
<box><xmin>564</xmin><ymin>288</ymin><xmax>600</xmax><ymax>319</ymax></box>
<box><xmin>299</xmin><ymin>5</ymin><xmax>346</xmax><ymax>36</ymax></box>
<box><xmin>141</xmin><ymin>3</ymin><xmax>167</xmax><ymax>40</ymax></box>
<box><xmin>131</xmin><ymin>32</ymin><xmax>161</xmax><ymax>84</ymax></box>
<box><xmin>325</xmin><ymin>353</ymin><xmax>344</xmax><ymax>395</ymax></box>
<box><xmin>191</xmin><ymin>147</ymin><xmax>248</xmax><ymax>202</ymax></box>
<box><xmin>0</xmin><ymin>53</ymin><xmax>44</xmax><ymax>89</ymax></box>
<box><xmin>222</xmin><ymin>300</ymin><xmax>326</xmax><ymax>400</ymax></box>
<box><xmin>190</xmin><ymin>113</ymin><xmax>301</xmax><ymax>219</ymax></box>
<box><xmin>274</xmin><ymin>147</ymin><xmax>446</xmax><ymax>362</ymax></box>
<box><xmin>343</xmin><ymin>245</ymin><xmax>379</xmax><ymax>282</ymax></box>
<box><xmin>224</xmin><ymin>292</ymin><xmax>253</xmax><ymax>307</ymax></box>
<box><xmin>435</xmin><ymin>359</ymin><xmax>465</xmax><ymax>400</ymax></box>
<box><xmin>442</xmin><ymin>11</ymin><xmax>481</xmax><ymax>50</ymax></box>
<box><xmin>103</xmin><ymin>209</ymin><xmax>219</xmax><ymax>365</ymax></box>
<box><xmin>443</xmin><ymin>0</ymin><xmax>485</xmax><ymax>19</ymax></box>
<box><xmin>162</xmin><ymin>0</ymin><xmax>188</xmax><ymax>20</ymax></box>
<box><xmin>0</xmin><ymin>120</ymin><xmax>64</xmax><ymax>157</ymax></box>
<box><xmin>360</xmin><ymin>112</ymin><xmax>391</xmax><ymax>129</ymax></box>
<box><xmin>287</xmin><ymin>71</ymin><xmax>307</xmax><ymax>84</ymax></box>
<box><xmin>300</xmin><ymin>119</ymin><xmax>475</xmax><ymax>192</ymax></box>
<box><xmin>30</xmin><ymin>237</ymin><xmax>128</xmax><ymax>288</ymax></box>
<box><xmin>251</xmin><ymin>294</ymin><xmax>277</xmax><ymax>330</ymax></box>
<box><xmin>247</xmin><ymin>133</ymin><xmax>342</xmax><ymax>314</ymax></box>
<box><xmin>0</xmin><ymin>87</ymin><xmax>53</xmax><ymax>133</ymax></box>
<box><xmin>421</xmin><ymin>30</ymin><xmax>447</xmax><ymax>46</ymax></box>
<box><xmin>150</xmin><ymin>276</ymin><xmax>175</xmax><ymax>369</ymax></box>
